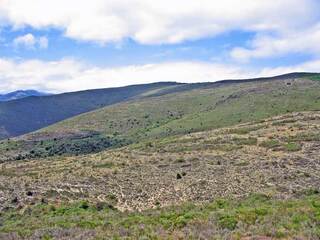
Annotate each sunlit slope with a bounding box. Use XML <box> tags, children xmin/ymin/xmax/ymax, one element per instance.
<box><xmin>38</xmin><ymin>75</ymin><xmax>320</xmax><ymax>141</ymax></box>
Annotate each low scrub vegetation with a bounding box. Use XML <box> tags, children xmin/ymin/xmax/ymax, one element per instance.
<box><xmin>1</xmin><ymin>108</ymin><xmax>320</xmax><ymax>239</ymax></box>
<box><xmin>1</xmin><ymin>193</ymin><xmax>319</xmax><ymax>239</ymax></box>
<box><xmin>0</xmin><ymin>133</ymin><xmax>129</xmax><ymax>162</ymax></box>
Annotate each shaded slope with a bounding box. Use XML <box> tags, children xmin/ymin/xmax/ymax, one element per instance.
<box><xmin>0</xmin><ymin>82</ymin><xmax>181</xmax><ymax>139</ymax></box>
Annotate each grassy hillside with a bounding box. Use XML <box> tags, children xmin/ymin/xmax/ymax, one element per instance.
<box><xmin>1</xmin><ymin>111</ymin><xmax>320</xmax><ymax>239</ymax></box>
<box><xmin>0</xmin><ymin>82</ymin><xmax>181</xmax><ymax>139</ymax></box>
<box><xmin>38</xmin><ymin>74</ymin><xmax>320</xmax><ymax>139</ymax></box>
<box><xmin>1</xmin><ymin>73</ymin><xmax>318</xmax><ymax>161</ymax></box>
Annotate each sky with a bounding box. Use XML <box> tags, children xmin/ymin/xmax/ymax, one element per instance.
<box><xmin>0</xmin><ymin>0</ymin><xmax>320</xmax><ymax>93</ymax></box>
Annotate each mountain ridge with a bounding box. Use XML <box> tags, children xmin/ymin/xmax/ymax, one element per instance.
<box><xmin>0</xmin><ymin>90</ymin><xmax>50</xmax><ymax>102</ymax></box>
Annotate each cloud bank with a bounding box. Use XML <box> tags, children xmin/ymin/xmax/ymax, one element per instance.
<box><xmin>231</xmin><ymin>24</ymin><xmax>320</xmax><ymax>62</ymax></box>
<box><xmin>0</xmin><ymin>58</ymin><xmax>319</xmax><ymax>93</ymax></box>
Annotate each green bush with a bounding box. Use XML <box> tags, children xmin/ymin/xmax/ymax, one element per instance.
<box><xmin>284</xmin><ymin>142</ymin><xmax>302</xmax><ymax>152</ymax></box>
<box><xmin>218</xmin><ymin>214</ymin><xmax>238</xmax><ymax>230</ymax></box>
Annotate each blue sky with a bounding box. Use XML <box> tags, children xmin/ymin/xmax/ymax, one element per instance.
<box><xmin>0</xmin><ymin>0</ymin><xmax>320</xmax><ymax>93</ymax></box>
<box><xmin>1</xmin><ymin>27</ymin><xmax>255</xmax><ymax>66</ymax></box>
<box><xmin>1</xmin><ymin>27</ymin><xmax>310</xmax><ymax>68</ymax></box>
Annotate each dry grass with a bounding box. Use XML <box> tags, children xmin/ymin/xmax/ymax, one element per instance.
<box><xmin>1</xmin><ymin>111</ymin><xmax>320</xmax><ymax>213</ymax></box>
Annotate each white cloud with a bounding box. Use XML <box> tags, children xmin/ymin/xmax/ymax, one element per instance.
<box><xmin>231</xmin><ymin>24</ymin><xmax>320</xmax><ymax>62</ymax></box>
<box><xmin>258</xmin><ymin>60</ymin><xmax>320</xmax><ymax>77</ymax></box>
<box><xmin>0</xmin><ymin>58</ymin><xmax>319</xmax><ymax>93</ymax></box>
<box><xmin>0</xmin><ymin>0</ymin><xmax>319</xmax><ymax>44</ymax></box>
<box><xmin>13</xmin><ymin>33</ymin><xmax>48</xmax><ymax>49</ymax></box>
<box><xmin>0</xmin><ymin>58</ymin><xmax>250</xmax><ymax>92</ymax></box>
<box><xmin>13</xmin><ymin>33</ymin><xmax>36</xmax><ymax>48</ymax></box>
<box><xmin>38</xmin><ymin>36</ymin><xmax>48</xmax><ymax>49</ymax></box>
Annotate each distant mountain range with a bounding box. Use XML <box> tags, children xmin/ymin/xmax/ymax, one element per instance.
<box><xmin>0</xmin><ymin>90</ymin><xmax>50</xmax><ymax>102</ymax></box>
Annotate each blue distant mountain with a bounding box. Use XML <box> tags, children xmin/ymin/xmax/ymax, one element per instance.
<box><xmin>0</xmin><ymin>90</ymin><xmax>51</xmax><ymax>102</ymax></box>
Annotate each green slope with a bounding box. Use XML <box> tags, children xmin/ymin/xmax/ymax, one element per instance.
<box><xmin>0</xmin><ymin>73</ymin><xmax>317</xmax><ymax>160</ymax></box>
<box><xmin>39</xmin><ymin>74</ymin><xmax>320</xmax><ymax>138</ymax></box>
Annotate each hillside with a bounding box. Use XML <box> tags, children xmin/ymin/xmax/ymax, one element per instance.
<box><xmin>1</xmin><ymin>111</ymin><xmax>320</xmax><ymax>239</ymax></box>
<box><xmin>0</xmin><ymin>73</ymin><xmax>314</xmax><ymax>140</ymax></box>
<box><xmin>2</xmin><ymin>0</ymin><xmax>320</xmax><ymax>239</ymax></box>
<box><xmin>0</xmin><ymin>82</ymin><xmax>181</xmax><ymax>139</ymax></box>
<box><xmin>44</xmin><ymin>74</ymin><xmax>320</xmax><ymax>139</ymax></box>
<box><xmin>1</xmin><ymin>73</ymin><xmax>319</xmax><ymax>161</ymax></box>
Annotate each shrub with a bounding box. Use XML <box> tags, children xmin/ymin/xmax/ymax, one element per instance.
<box><xmin>284</xmin><ymin>142</ymin><xmax>302</xmax><ymax>152</ymax></box>
<box><xmin>218</xmin><ymin>214</ymin><xmax>237</xmax><ymax>230</ymax></box>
